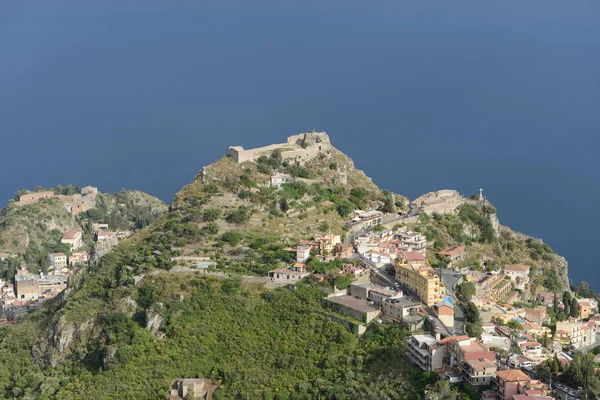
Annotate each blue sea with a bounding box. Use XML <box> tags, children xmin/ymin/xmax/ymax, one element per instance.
<box><xmin>1</xmin><ymin>1</ymin><xmax>599</xmax><ymax>288</ymax></box>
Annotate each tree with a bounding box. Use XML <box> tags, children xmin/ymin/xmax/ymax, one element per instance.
<box><xmin>455</xmin><ymin>282</ymin><xmax>476</xmax><ymax>303</ymax></box>
<box><xmin>221</xmin><ymin>231</ymin><xmax>243</xmax><ymax>245</ymax></box>
<box><xmin>466</xmin><ymin>322</ymin><xmax>483</xmax><ymax>339</ymax></box>
<box><xmin>335</xmin><ymin>200</ymin><xmax>354</xmax><ymax>218</ymax></box>
<box><xmin>425</xmin><ymin>380</ymin><xmax>458</xmax><ymax>400</ymax></box>
<box><xmin>541</xmin><ymin>331</ymin><xmax>550</xmax><ymax>349</ymax></box>
<box><xmin>202</xmin><ymin>208</ymin><xmax>220</xmax><ymax>222</ymax></box>
<box><xmin>563</xmin><ymin>302</ymin><xmax>570</xmax><ymax>319</ymax></box>
<box><xmin>574</xmin><ymin>281</ymin><xmax>594</xmax><ymax>299</ymax></box>
<box><xmin>556</xmin><ymin>311</ymin><xmax>566</xmax><ymax>321</ymax></box>
<box><xmin>568</xmin><ymin>352</ymin><xmax>600</xmax><ymax>393</ymax></box>
<box><xmin>553</xmin><ymin>292</ymin><xmax>558</xmax><ymax>313</ymax></box>
<box><xmin>463</xmin><ymin>302</ymin><xmax>480</xmax><ymax>324</ymax></box>
<box><xmin>570</xmin><ymin>297</ymin><xmax>580</xmax><ymax>318</ymax></box>
<box><xmin>563</xmin><ymin>291</ymin><xmax>572</xmax><ymax>307</ymax></box>
<box><xmin>225</xmin><ymin>206</ymin><xmax>251</xmax><ymax>225</ymax></box>
<box><xmin>507</xmin><ymin>320</ymin><xmax>523</xmax><ymax>332</ymax></box>
<box><xmin>203</xmin><ymin>222</ymin><xmax>219</xmax><ymax>235</ymax></box>
<box><xmin>464</xmin><ymin>302</ymin><xmax>483</xmax><ymax>338</ymax></box>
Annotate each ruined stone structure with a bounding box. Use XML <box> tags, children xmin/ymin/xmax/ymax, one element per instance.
<box><xmin>226</xmin><ymin>131</ymin><xmax>331</xmax><ymax>164</ymax></box>
<box><xmin>17</xmin><ymin>187</ymin><xmax>98</xmax><ymax>215</ymax></box>
<box><xmin>18</xmin><ymin>191</ymin><xmax>55</xmax><ymax>205</ymax></box>
<box><xmin>409</xmin><ymin>190</ymin><xmax>466</xmax><ymax>215</ymax></box>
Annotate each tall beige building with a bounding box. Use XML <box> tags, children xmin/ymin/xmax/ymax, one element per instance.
<box><xmin>395</xmin><ymin>254</ymin><xmax>446</xmax><ymax>306</ymax></box>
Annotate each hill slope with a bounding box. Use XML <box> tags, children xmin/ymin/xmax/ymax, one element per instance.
<box><xmin>0</xmin><ymin>134</ymin><xmax>573</xmax><ymax>399</ymax></box>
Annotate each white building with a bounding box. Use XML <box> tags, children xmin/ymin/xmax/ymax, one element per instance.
<box><xmin>504</xmin><ymin>264</ymin><xmax>530</xmax><ymax>280</ymax></box>
<box><xmin>48</xmin><ymin>253</ymin><xmax>67</xmax><ymax>270</ymax></box>
<box><xmin>407</xmin><ymin>334</ymin><xmax>446</xmax><ymax>371</ymax></box>
<box><xmin>270</xmin><ymin>173</ymin><xmax>292</xmax><ymax>188</ymax></box>
<box><xmin>61</xmin><ymin>230</ymin><xmax>83</xmax><ymax>249</ymax></box>
<box><xmin>296</xmin><ymin>245</ymin><xmax>310</xmax><ymax>263</ymax></box>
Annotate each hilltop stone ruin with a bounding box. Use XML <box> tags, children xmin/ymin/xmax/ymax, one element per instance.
<box><xmin>226</xmin><ymin>131</ymin><xmax>331</xmax><ymax>164</ymax></box>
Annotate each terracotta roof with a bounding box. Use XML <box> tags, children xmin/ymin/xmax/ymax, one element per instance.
<box><xmin>61</xmin><ymin>230</ymin><xmax>81</xmax><ymax>240</ymax></box>
<box><xmin>437</xmin><ymin>305</ymin><xmax>454</xmax><ymax>315</ymax></box>
<box><xmin>495</xmin><ymin>369</ymin><xmax>530</xmax><ymax>382</ymax></box>
<box><xmin>505</xmin><ymin>264</ymin><xmax>531</xmax><ymax>272</ymax></box>
<box><xmin>466</xmin><ymin>358</ymin><xmax>496</xmax><ymax>370</ymax></box>
<box><xmin>463</xmin><ymin>351</ymin><xmax>496</xmax><ymax>361</ymax></box>
<box><xmin>399</xmin><ymin>251</ymin><xmax>427</xmax><ymax>262</ymax></box>
<box><xmin>52</xmin><ymin>253</ymin><xmax>66</xmax><ymax>257</ymax></box>
<box><xmin>438</xmin><ymin>335</ymin><xmax>470</xmax><ymax>345</ymax></box>
<box><xmin>439</xmin><ymin>246</ymin><xmax>465</xmax><ymax>256</ymax></box>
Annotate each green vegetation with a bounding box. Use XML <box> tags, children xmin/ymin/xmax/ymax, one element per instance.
<box><xmin>455</xmin><ymin>281</ymin><xmax>476</xmax><ymax>303</ymax></box>
<box><xmin>0</xmin><ymin>269</ymin><xmax>431</xmax><ymax>399</ymax></box>
<box><xmin>84</xmin><ymin>190</ymin><xmax>167</xmax><ymax>231</ymax></box>
<box><xmin>463</xmin><ymin>302</ymin><xmax>483</xmax><ymax>338</ymax></box>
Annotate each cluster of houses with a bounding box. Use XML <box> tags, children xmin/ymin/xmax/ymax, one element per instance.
<box><xmin>267</xmin><ymin>234</ymin><xmax>355</xmax><ymax>283</ymax></box>
<box><xmin>353</xmin><ymin>226</ymin><xmax>428</xmax><ymax>266</ymax></box>
<box><xmin>409</xmin><ymin>331</ymin><xmax>553</xmax><ymax>400</ymax></box>
<box><xmin>407</xmin><ymin>291</ymin><xmax>598</xmax><ymax>400</ymax></box>
<box><xmin>0</xmin><ymin>265</ymin><xmax>69</xmax><ymax>321</ymax></box>
<box><xmin>408</xmin><ymin>311</ymin><xmax>594</xmax><ymax>400</ymax></box>
<box><xmin>322</xmin><ymin>283</ymin><xmax>426</xmax><ymax>335</ymax></box>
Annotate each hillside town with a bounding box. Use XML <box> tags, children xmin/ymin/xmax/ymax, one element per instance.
<box><xmin>0</xmin><ymin>186</ymin><xmax>136</xmax><ymax>324</ymax></box>
<box><xmin>1</xmin><ymin>181</ymin><xmax>596</xmax><ymax>399</ymax></box>
<box><xmin>239</xmin><ymin>187</ymin><xmax>595</xmax><ymax>399</ymax></box>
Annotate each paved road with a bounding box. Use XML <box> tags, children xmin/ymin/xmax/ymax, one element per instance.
<box><xmin>439</xmin><ymin>268</ymin><xmax>466</xmax><ymax>335</ymax></box>
<box><xmin>355</xmin><ymin>254</ymin><xmax>452</xmax><ymax>336</ymax></box>
<box><xmin>440</xmin><ymin>269</ymin><xmax>461</xmax><ymax>293</ymax></box>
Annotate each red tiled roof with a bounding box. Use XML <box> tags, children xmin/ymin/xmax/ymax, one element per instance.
<box><xmin>496</xmin><ymin>369</ymin><xmax>530</xmax><ymax>382</ymax></box>
<box><xmin>505</xmin><ymin>264</ymin><xmax>530</xmax><ymax>272</ymax></box>
<box><xmin>61</xmin><ymin>230</ymin><xmax>81</xmax><ymax>240</ymax></box>
<box><xmin>437</xmin><ymin>305</ymin><xmax>454</xmax><ymax>315</ymax></box>
<box><xmin>399</xmin><ymin>251</ymin><xmax>427</xmax><ymax>262</ymax></box>
<box><xmin>439</xmin><ymin>246</ymin><xmax>465</xmax><ymax>256</ymax></box>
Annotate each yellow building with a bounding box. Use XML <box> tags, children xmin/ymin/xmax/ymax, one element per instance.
<box><xmin>490</xmin><ymin>276</ymin><xmax>512</xmax><ymax>302</ymax></box>
<box><xmin>579</xmin><ymin>301</ymin><xmax>593</xmax><ymax>320</ymax></box>
<box><xmin>395</xmin><ymin>261</ymin><xmax>446</xmax><ymax>307</ymax></box>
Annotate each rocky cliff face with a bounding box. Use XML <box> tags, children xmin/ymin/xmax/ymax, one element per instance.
<box><xmin>34</xmin><ymin>314</ymin><xmax>96</xmax><ymax>367</ymax></box>
<box><xmin>0</xmin><ymin>199</ymin><xmax>80</xmax><ymax>253</ymax></box>
<box><xmin>89</xmin><ymin>237</ymin><xmax>119</xmax><ymax>263</ymax></box>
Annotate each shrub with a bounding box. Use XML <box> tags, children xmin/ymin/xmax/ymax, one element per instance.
<box><xmin>221</xmin><ymin>231</ymin><xmax>244</xmax><ymax>245</ymax></box>
<box><xmin>226</xmin><ymin>206</ymin><xmax>251</xmax><ymax>225</ymax></box>
<box><xmin>202</xmin><ymin>208</ymin><xmax>220</xmax><ymax>222</ymax></box>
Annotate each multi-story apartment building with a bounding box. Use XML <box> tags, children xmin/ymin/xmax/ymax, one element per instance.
<box><xmin>382</xmin><ymin>297</ymin><xmax>425</xmax><ymax>331</ymax></box>
<box><xmin>395</xmin><ymin>255</ymin><xmax>445</xmax><ymax>307</ymax></box>
<box><xmin>556</xmin><ymin>318</ymin><xmax>584</xmax><ymax>348</ymax></box>
<box><xmin>463</xmin><ymin>358</ymin><xmax>497</xmax><ymax>387</ymax></box>
<box><xmin>407</xmin><ymin>334</ymin><xmax>446</xmax><ymax>372</ymax></box>
<box><xmin>48</xmin><ymin>253</ymin><xmax>67</xmax><ymax>270</ymax></box>
<box><xmin>315</xmin><ymin>234</ymin><xmax>342</xmax><ymax>254</ymax></box>
<box><xmin>398</xmin><ymin>231</ymin><xmax>427</xmax><ymax>254</ymax></box>
<box><xmin>494</xmin><ymin>370</ymin><xmax>530</xmax><ymax>400</ymax></box>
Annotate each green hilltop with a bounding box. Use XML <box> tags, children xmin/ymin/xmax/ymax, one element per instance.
<box><xmin>0</xmin><ymin>137</ymin><xmax>575</xmax><ymax>399</ymax></box>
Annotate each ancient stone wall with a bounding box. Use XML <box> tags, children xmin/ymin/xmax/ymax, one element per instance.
<box><xmin>226</xmin><ymin>131</ymin><xmax>331</xmax><ymax>164</ymax></box>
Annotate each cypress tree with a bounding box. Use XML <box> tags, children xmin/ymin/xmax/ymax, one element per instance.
<box><xmin>571</xmin><ymin>297</ymin><xmax>580</xmax><ymax>318</ymax></box>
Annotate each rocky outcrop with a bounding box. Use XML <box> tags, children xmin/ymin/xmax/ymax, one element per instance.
<box><xmin>103</xmin><ymin>344</ymin><xmax>118</xmax><ymax>370</ymax></box>
<box><xmin>146</xmin><ymin>303</ymin><xmax>164</xmax><ymax>335</ymax></box>
<box><xmin>488</xmin><ymin>213</ymin><xmax>500</xmax><ymax>236</ymax></box>
<box><xmin>35</xmin><ymin>315</ymin><xmax>96</xmax><ymax>367</ymax></box>
<box><xmin>89</xmin><ymin>237</ymin><xmax>119</xmax><ymax>263</ymax></box>
<box><xmin>540</xmin><ymin>254</ymin><xmax>570</xmax><ymax>292</ymax></box>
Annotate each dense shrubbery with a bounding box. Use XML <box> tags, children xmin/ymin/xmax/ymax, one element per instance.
<box><xmin>458</xmin><ymin>204</ymin><xmax>495</xmax><ymax>244</ymax></box>
<box><xmin>0</xmin><ymin>275</ymin><xmax>430</xmax><ymax>399</ymax></box>
<box><xmin>85</xmin><ymin>190</ymin><xmax>165</xmax><ymax>231</ymax></box>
